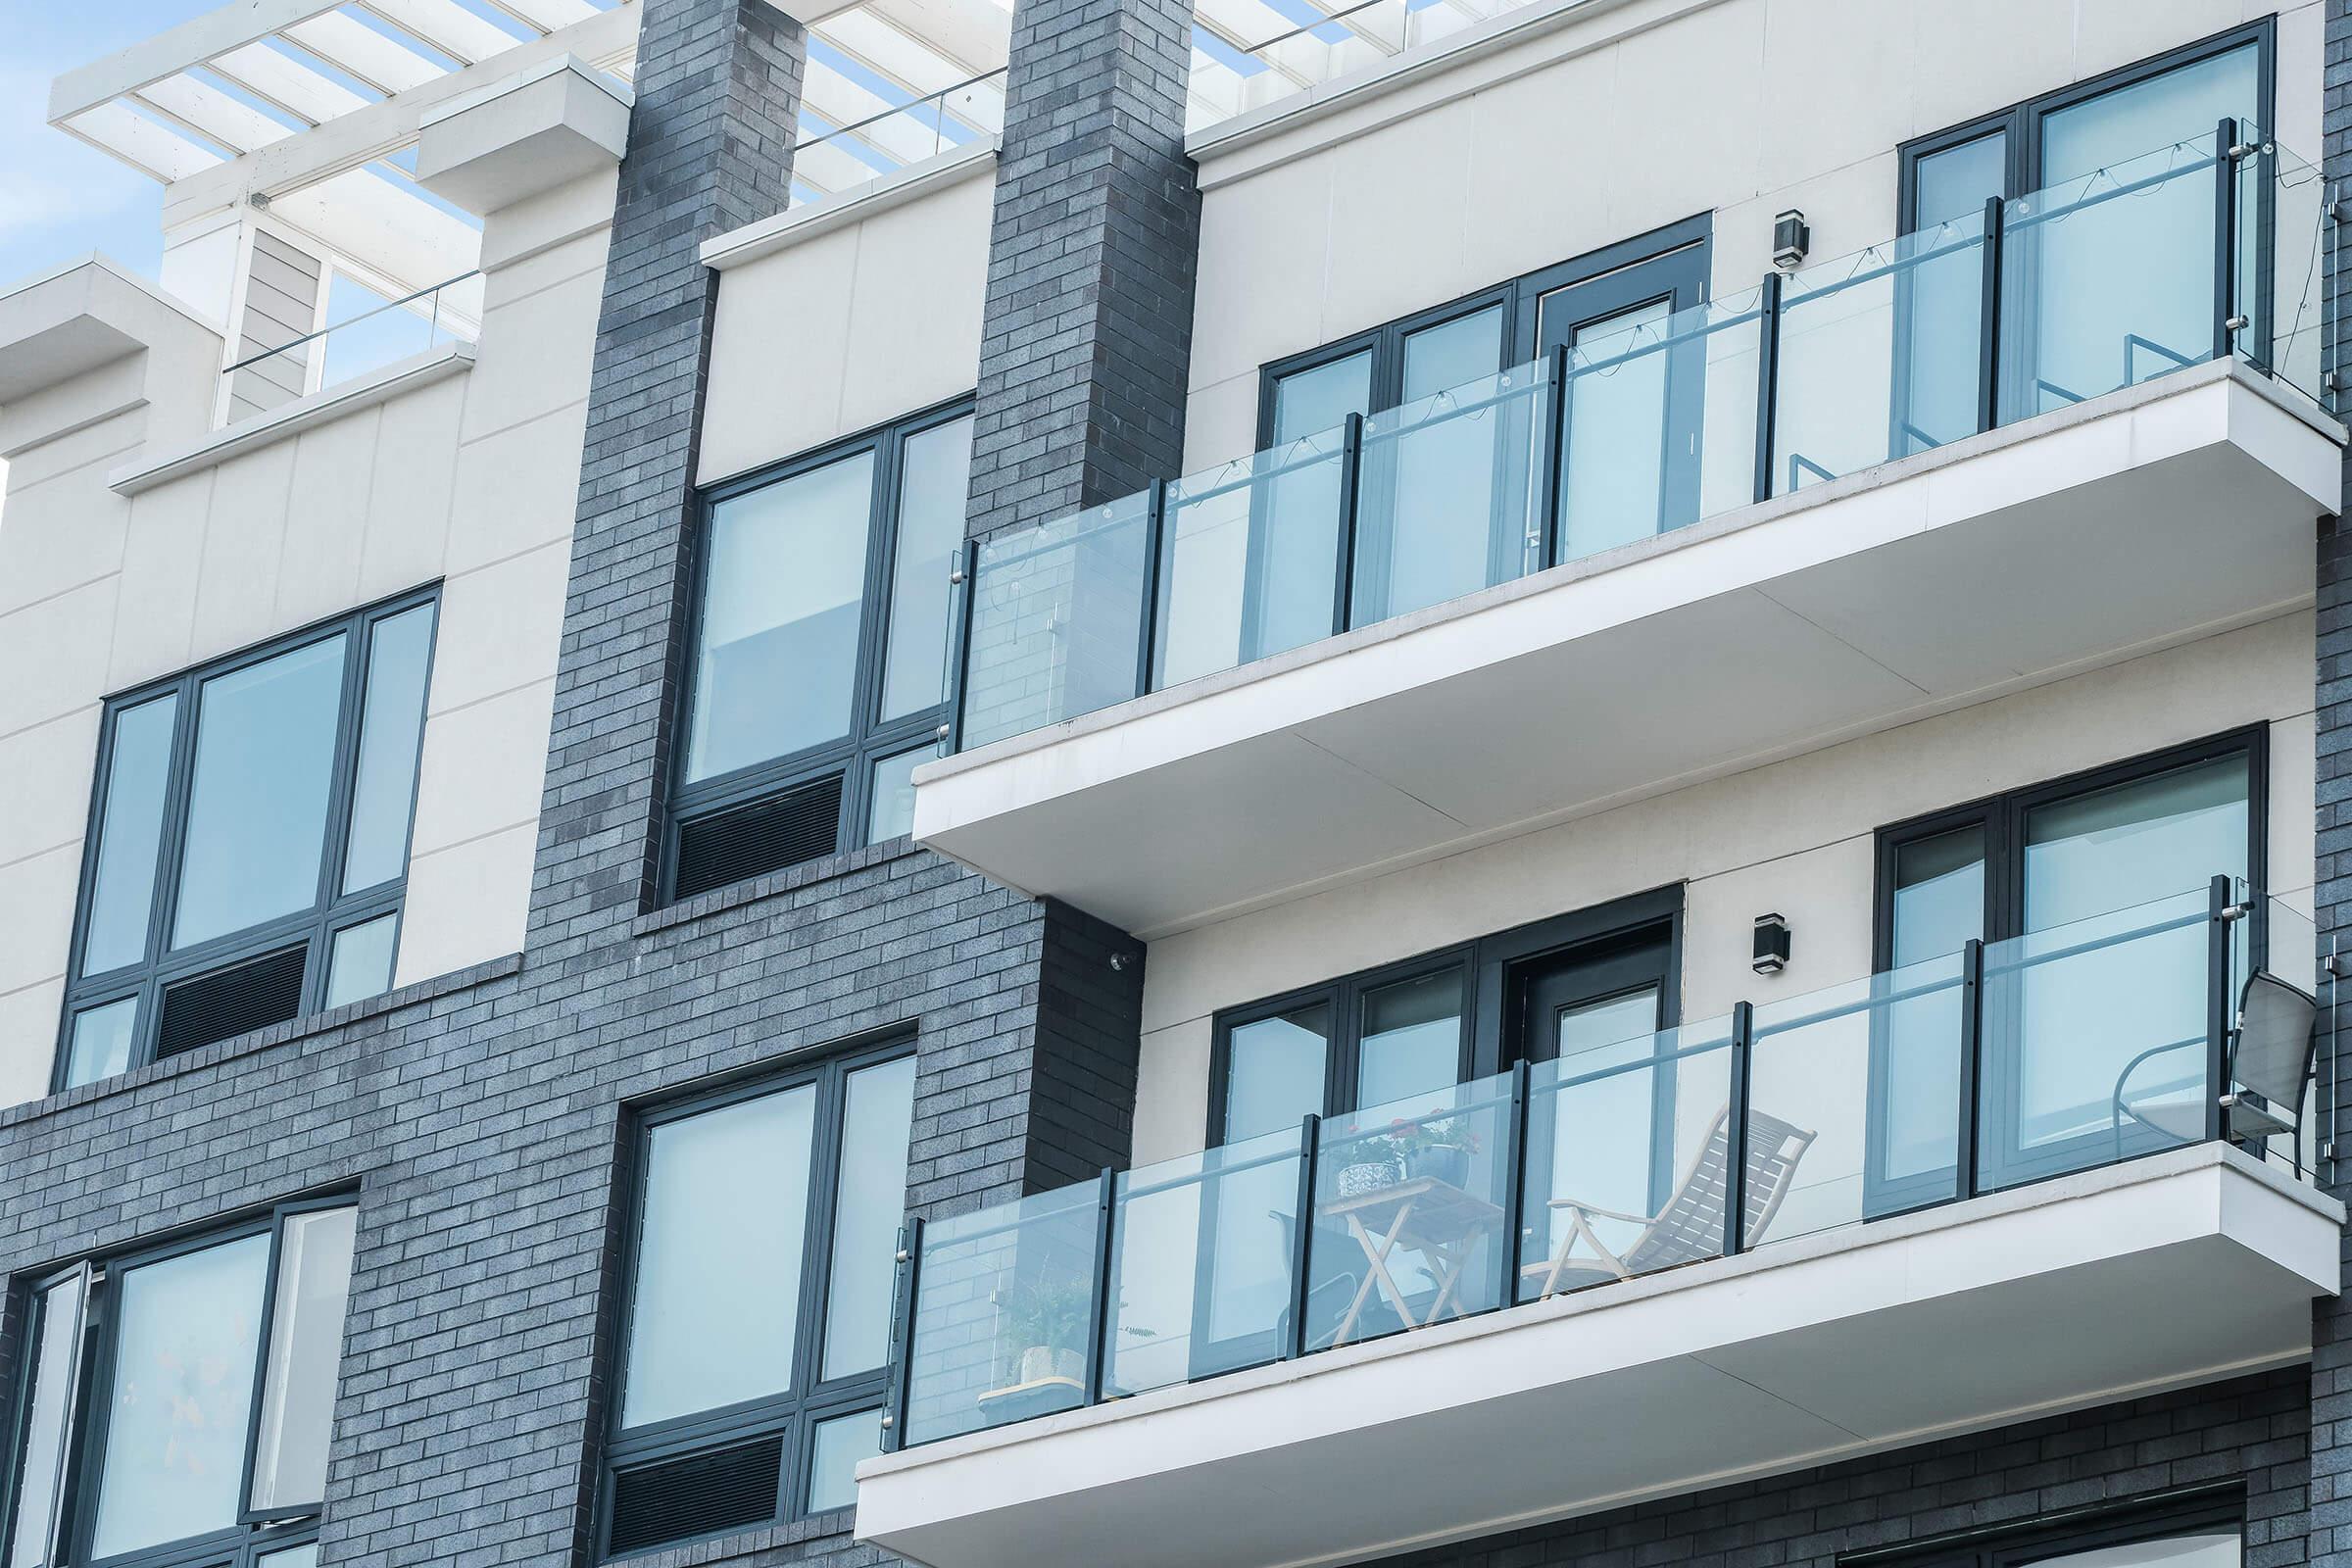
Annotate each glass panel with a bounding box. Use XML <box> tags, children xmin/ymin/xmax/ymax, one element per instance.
<box><xmin>1913</xmin><ymin>131</ymin><xmax>2008</xmax><ymax>227</ymax></box>
<box><xmin>620</xmin><ymin>1085</ymin><xmax>816</xmax><ymax>1428</ymax></box>
<box><xmin>1748</xmin><ymin>952</ymin><xmax>1967</xmax><ymax>1246</ymax></box>
<box><xmin>1980</xmin><ymin>888</ymin><xmax>2215</xmax><ymax>1188</ymax></box>
<box><xmin>2032</xmin><ymin>1535</ymin><xmax>2239</xmax><ymax>1568</ymax></box>
<box><xmin>1154</xmin><ymin>428</ymin><xmax>1348</xmax><ymax>687</ymax></box>
<box><xmin>904</xmin><ymin>1184</ymin><xmax>1102</xmax><ymax>1444</ymax></box>
<box><xmin>1559</xmin><ymin>300</ymin><xmax>1672</xmax><ymax>556</ymax></box>
<box><xmin>1893</xmin><ymin>828</ymin><xmax>1986</xmax><ymax>959</ymax></box>
<box><xmin>2244</xmin><ymin>136</ymin><xmax>2330</xmax><ymax>405</ymax></box>
<box><xmin>340</xmin><ymin>604</ymin><xmax>435</xmax><ymax>894</ymax></box>
<box><xmin>2023</xmin><ymin>755</ymin><xmax>2248</xmax><ymax>930</ymax></box>
<box><xmin>1106</xmin><ymin>1126</ymin><xmax>1304</xmax><ymax>1396</ymax></box>
<box><xmin>82</xmin><ymin>695</ymin><xmax>178</xmax><ymax>975</ymax></box>
<box><xmin>1271</xmin><ymin>350</ymin><xmax>1371</xmax><ymax>441</ymax></box>
<box><xmin>806</xmin><ymin>1408</ymin><xmax>882</xmax><ymax>1513</ymax></box>
<box><xmin>959</xmin><ymin>490</ymin><xmax>1151</xmax><ymax>751</ymax></box>
<box><xmin>1305</xmin><ymin>1072</ymin><xmax>1512</xmax><ymax>1349</ymax></box>
<box><xmin>90</xmin><ymin>1233</ymin><xmax>271</xmax><ymax>1558</ymax></box>
<box><xmin>2241</xmin><ymin>895</ymin><xmax>2320</xmax><ymax>1176</ymax></box>
<box><xmin>866</xmin><ymin>747</ymin><xmax>926</xmax><ymax>844</ymax></box>
<box><xmin>255</xmin><ymin>1545</ymin><xmax>319</xmax><ymax>1568</ymax></box>
<box><xmin>821</xmin><ymin>1055</ymin><xmax>917</xmax><ymax>1380</ymax></box>
<box><xmin>685</xmin><ymin>453</ymin><xmax>875</xmax><ymax>782</ymax></box>
<box><xmin>1402</xmin><ymin>309</ymin><xmax>1503</xmax><ymax>401</ymax></box>
<box><xmin>64</xmin><ymin>997</ymin><xmax>140</xmax><ymax>1090</ymax></box>
<box><xmin>324</xmin><ymin>914</ymin><xmax>399</xmax><ymax>1008</ymax></box>
<box><xmin>1776</xmin><ymin>212</ymin><xmax>1988</xmax><ymax>490</ymax></box>
<box><xmin>172</xmin><ymin>636</ymin><xmax>347</xmax><ymax>951</ymax></box>
<box><xmin>249</xmin><ymin>1207</ymin><xmax>358</xmax><ymax>1514</ymax></box>
<box><xmin>880</xmin><ymin>416</ymin><xmax>974</xmax><ymax>721</ymax></box>
<box><xmin>2039</xmin><ymin>46</ymin><xmax>2258</xmax><ymax>183</ymax></box>
<box><xmin>1352</xmin><ymin>358</ymin><xmax>1549</xmax><ymax>624</ymax></box>
<box><xmin>1883</xmin><ymin>827</ymin><xmax>1984</xmax><ymax>1188</ymax></box>
<box><xmin>1519</xmin><ymin>1018</ymin><xmax>1732</xmax><ymax>1301</ymax></box>
<box><xmin>1223</xmin><ymin>1003</ymin><xmax>1330</xmax><ymax>1143</ymax></box>
<box><xmin>1355</xmin><ymin>970</ymin><xmax>1462</xmax><ymax>1107</ymax></box>
<box><xmin>4</xmin><ymin>1272</ymin><xmax>85</xmax><ymax>1568</ymax></box>
<box><xmin>2002</xmin><ymin>137</ymin><xmax>2227</xmax><ymax>420</ymax></box>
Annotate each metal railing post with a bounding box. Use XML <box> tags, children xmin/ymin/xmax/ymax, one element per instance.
<box><xmin>1285</xmin><ymin>1113</ymin><xmax>1320</xmax><ymax>1360</ymax></box>
<box><xmin>882</xmin><ymin>1216</ymin><xmax>923</xmax><ymax>1451</ymax></box>
<box><xmin>1956</xmin><ymin>939</ymin><xmax>1984</xmax><ymax>1198</ymax></box>
<box><xmin>1751</xmin><ymin>272</ymin><xmax>1784</xmax><ymax>504</ymax></box>
<box><xmin>1977</xmin><ymin>196</ymin><xmax>2006</xmax><ymax>434</ymax></box>
<box><xmin>1135</xmin><ymin>477</ymin><xmax>1168</xmax><ymax>700</ymax></box>
<box><xmin>1496</xmin><ymin>1059</ymin><xmax>1532</xmax><ymax>1310</ymax></box>
<box><xmin>1723</xmin><ymin>1002</ymin><xmax>1754</xmax><ymax>1256</ymax></box>
<box><xmin>2214</xmin><ymin>116</ymin><xmax>2241</xmax><ymax>364</ymax></box>
<box><xmin>1082</xmin><ymin>1168</ymin><xmax>1118</xmax><ymax>1404</ymax></box>
<box><xmin>941</xmin><ymin>537</ymin><xmax>979</xmax><ymax>756</ymax></box>
<box><xmin>2205</xmin><ymin>873</ymin><xmax>2236</xmax><ymax>1145</ymax></box>
<box><xmin>1537</xmin><ymin>343</ymin><xmax>1571</xmax><ymax>570</ymax></box>
<box><xmin>1332</xmin><ymin>412</ymin><xmax>1365</xmax><ymax>635</ymax></box>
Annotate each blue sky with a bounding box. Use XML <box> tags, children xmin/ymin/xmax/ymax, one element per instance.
<box><xmin>0</xmin><ymin>0</ymin><xmax>221</xmax><ymax>286</ymax></box>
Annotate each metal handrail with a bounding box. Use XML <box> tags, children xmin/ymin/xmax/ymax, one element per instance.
<box><xmin>220</xmin><ymin>270</ymin><xmax>478</xmax><ymax>376</ymax></box>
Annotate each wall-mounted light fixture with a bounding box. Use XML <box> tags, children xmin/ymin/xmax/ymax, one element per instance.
<box><xmin>1752</xmin><ymin>913</ymin><xmax>1791</xmax><ymax>975</ymax></box>
<box><xmin>1772</xmin><ymin>209</ymin><xmax>1810</xmax><ymax>270</ymax></box>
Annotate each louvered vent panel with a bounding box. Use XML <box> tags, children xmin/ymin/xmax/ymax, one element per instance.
<box><xmin>155</xmin><ymin>944</ymin><xmax>307</xmax><ymax>1059</ymax></box>
<box><xmin>672</xmin><ymin>772</ymin><xmax>844</xmax><ymax>901</ymax></box>
<box><xmin>607</xmin><ymin>1433</ymin><xmax>784</xmax><ymax>1556</ymax></box>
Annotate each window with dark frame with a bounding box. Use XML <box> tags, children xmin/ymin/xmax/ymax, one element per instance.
<box><xmin>602</xmin><ymin>1040</ymin><xmax>917</xmax><ymax>1558</ymax></box>
<box><xmin>1841</xmin><ymin>1491</ymin><xmax>2243</xmax><ymax>1568</ymax></box>
<box><xmin>1868</xmin><ymin>729</ymin><xmax>2265</xmax><ymax>1205</ymax></box>
<box><xmin>57</xmin><ymin>590</ymin><xmax>440</xmax><ymax>1094</ymax></box>
<box><xmin>668</xmin><ymin>402</ymin><xmax>974</xmax><ymax>903</ymax></box>
<box><xmin>0</xmin><ymin>1200</ymin><xmax>357</xmax><ymax>1568</ymax></box>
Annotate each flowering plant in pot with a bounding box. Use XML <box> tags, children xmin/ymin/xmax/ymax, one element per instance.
<box><xmin>1375</xmin><ymin>1113</ymin><xmax>1481</xmax><ymax>1188</ymax></box>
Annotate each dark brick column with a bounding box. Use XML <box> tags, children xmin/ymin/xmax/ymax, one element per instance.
<box><xmin>963</xmin><ymin>0</ymin><xmax>1202</xmax><ymax>538</ymax></box>
<box><xmin>527</xmin><ymin>0</ymin><xmax>804</xmax><ymax>956</ymax></box>
<box><xmin>2314</xmin><ymin>5</ymin><xmax>2352</xmax><ymax>1559</ymax></box>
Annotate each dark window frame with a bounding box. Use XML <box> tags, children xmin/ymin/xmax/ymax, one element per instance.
<box><xmin>1205</xmin><ymin>887</ymin><xmax>1684</xmax><ymax>1147</ymax></box>
<box><xmin>1867</xmin><ymin>726</ymin><xmax>2269</xmax><ymax>1206</ymax></box>
<box><xmin>665</xmin><ymin>398</ymin><xmax>976</xmax><ymax>900</ymax></box>
<box><xmin>1841</xmin><ymin>1486</ymin><xmax>2243</xmax><ymax>1568</ymax></box>
<box><xmin>0</xmin><ymin>1198</ymin><xmax>356</xmax><ymax>1568</ymax></box>
<box><xmin>55</xmin><ymin>587</ymin><xmax>442</xmax><ymax>1094</ymax></box>
<box><xmin>1251</xmin><ymin>214</ymin><xmax>1715</xmax><ymax>448</ymax></box>
<box><xmin>600</xmin><ymin>1032</ymin><xmax>917</xmax><ymax>1557</ymax></box>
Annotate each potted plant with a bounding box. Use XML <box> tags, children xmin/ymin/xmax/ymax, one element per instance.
<box><xmin>998</xmin><ymin>1273</ymin><xmax>1091</xmax><ymax>1386</ymax></box>
<box><xmin>1379</xmin><ymin>1114</ymin><xmax>1481</xmax><ymax>1188</ymax></box>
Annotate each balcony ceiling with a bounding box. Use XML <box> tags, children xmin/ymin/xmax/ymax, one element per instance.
<box><xmin>912</xmin><ymin>362</ymin><xmax>2343</xmax><ymax>940</ymax></box>
<box><xmin>856</xmin><ymin>1145</ymin><xmax>2341</xmax><ymax>1568</ymax></box>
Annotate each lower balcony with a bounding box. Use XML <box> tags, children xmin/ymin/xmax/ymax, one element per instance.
<box><xmin>855</xmin><ymin>886</ymin><xmax>2342</xmax><ymax>1568</ymax></box>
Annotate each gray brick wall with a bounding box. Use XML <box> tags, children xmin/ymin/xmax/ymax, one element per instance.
<box><xmin>962</xmin><ymin>0</ymin><xmax>1201</xmax><ymax>542</ymax></box>
<box><xmin>2315</xmin><ymin>6</ymin><xmax>2352</xmax><ymax>1562</ymax></box>
<box><xmin>1364</xmin><ymin>1371</ymin><xmax>2308</xmax><ymax>1568</ymax></box>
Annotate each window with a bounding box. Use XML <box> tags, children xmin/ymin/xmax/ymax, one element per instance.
<box><xmin>1871</xmin><ymin>730</ymin><xmax>2262</xmax><ymax>1197</ymax></box>
<box><xmin>604</xmin><ymin>1042</ymin><xmax>917</xmax><ymax>1555</ymax></box>
<box><xmin>57</xmin><ymin>593</ymin><xmax>438</xmax><ymax>1092</ymax></box>
<box><xmin>669</xmin><ymin>404</ymin><xmax>972</xmax><ymax>900</ymax></box>
<box><xmin>1899</xmin><ymin>25</ymin><xmax>2271</xmax><ymax>424</ymax></box>
<box><xmin>0</xmin><ymin>1201</ymin><xmax>357</xmax><ymax>1568</ymax></box>
<box><xmin>1848</xmin><ymin>1494</ymin><xmax>2242</xmax><ymax>1568</ymax></box>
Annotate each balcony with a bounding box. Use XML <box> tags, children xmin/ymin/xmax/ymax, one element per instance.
<box><xmin>855</xmin><ymin>885</ymin><xmax>2341</xmax><ymax>1568</ymax></box>
<box><xmin>912</xmin><ymin>126</ymin><xmax>2343</xmax><ymax>937</ymax></box>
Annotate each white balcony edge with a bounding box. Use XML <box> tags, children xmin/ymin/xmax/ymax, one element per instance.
<box><xmin>108</xmin><ymin>341</ymin><xmax>475</xmax><ymax>497</ymax></box>
<box><xmin>701</xmin><ymin>138</ymin><xmax>1001</xmax><ymax>271</ymax></box>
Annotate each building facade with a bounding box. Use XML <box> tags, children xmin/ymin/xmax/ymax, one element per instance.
<box><xmin>0</xmin><ymin>2</ymin><xmax>2347</xmax><ymax>1568</ymax></box>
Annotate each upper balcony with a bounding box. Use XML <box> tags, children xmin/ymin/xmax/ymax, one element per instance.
<box><xmin>855</xmin><ymin>882</ymin><xmax>2342</xmax><ymax>1568</ymax></box>
<box><xmin>912</xmin><ymin>124</ymin><xmax>2344</xmax><ymax>938</ymax></box>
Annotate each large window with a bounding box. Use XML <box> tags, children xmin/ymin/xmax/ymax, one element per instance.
<box><xmin>604</xmin><ymin>1042</ymin><xmax>917</xmax><ymax>1556</ymax></box>
<box><xmin>1872</xmin><ymin>730</ymin><xmax>2262</xmax><ymax>1198</ymax></box>
<box><xmin>0</xmin><ymin>1201</ymin><xmax>358</xmax><ymax>1568</ymax></box>
<box><xmin>669</xmin><ymin>404</ymin><xmax>973</xmax><ymax>902</ymax></box>
<box><xmin>58</xmin><ymin>593</ymin><xmax>438</xmax><ymax>1093</ymax></box>
<box><xmin>1847</xmin><ymin>1494</ymin><xmax>2242</xmax><ymax>1568</ymax></box>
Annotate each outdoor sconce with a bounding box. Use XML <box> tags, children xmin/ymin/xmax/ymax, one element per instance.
<box><xmin>1772</xmin><ymin>209</ymin><xmax>1810</xmax><ymax>270</ymax></box>
<box><xmin>1752</xmin><ymin>913</ymin><xmax>1791</xmax><ymax>975</ymax></box>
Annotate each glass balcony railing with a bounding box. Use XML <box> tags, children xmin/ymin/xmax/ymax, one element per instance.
<box><xmin>217</xmin><ymin>270</ymin><xmax>479</xmax><ymax>428</ymax></box>
<box><xmin>940</xmin><ymin>121</ymin><xmax>2331</xmax><ymax>757</ymax></box>
<box><xmin>883</xmin><ymin>879</ymin><xmax>2323</xmax><ymax>1450</ymax></box>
